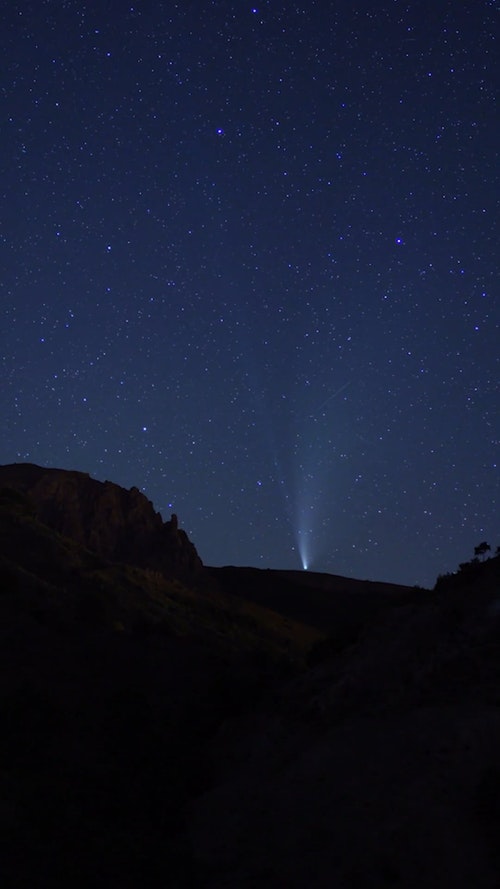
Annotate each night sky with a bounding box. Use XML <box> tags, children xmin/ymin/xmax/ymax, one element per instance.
<box><xmin>2</xmin><ymin>1</ymin><xmax>498</xmax><ymax>587</ymax></box>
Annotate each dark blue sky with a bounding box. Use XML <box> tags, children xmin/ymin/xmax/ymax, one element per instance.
<box><xmin>2</xmin><ymin>1</ymin><xmax>498</xmax><ymax>586</ymax></box>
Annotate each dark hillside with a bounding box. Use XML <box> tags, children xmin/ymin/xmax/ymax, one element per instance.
<box><xmin>209</xmin><ymin>564</ymin><xmax>420</xmax><ymax>644</ymax></box>
<box><xmin>192</xmin><ymin>554</ymin><xmax>500</xmax><ymax>887</ymax></box>
<box><xmin>1</xmin><ymin>462</ymin><xmax>500</xmax><ymax>887</ymax></box>
<box><xmin>0</xmin><ymin>470</ymin><xmax>320</xmax><ymax>886</ymax></box>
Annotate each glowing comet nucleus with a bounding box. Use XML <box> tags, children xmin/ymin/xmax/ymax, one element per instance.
<box><xmin>296</xmin><ymin>529</ymin><xmax>311</xmax><ymax>571</ymax></box>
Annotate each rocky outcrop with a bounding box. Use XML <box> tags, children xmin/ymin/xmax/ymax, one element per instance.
<box><xmin>0</xmin><ymin>463</ymin><xmax>202</xmax><ymax>581</ymax></box>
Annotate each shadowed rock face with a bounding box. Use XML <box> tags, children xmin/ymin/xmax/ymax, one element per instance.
<box><xmin>0</xmin><ymin>463</ymin><xmax>202</xmax><ymax>581</ymax></box>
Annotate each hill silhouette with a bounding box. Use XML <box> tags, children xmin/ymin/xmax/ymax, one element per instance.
<box><xmin>1</xmin><ymin>462</ymin><xmax>499</xmax><ymax>887</ymax></box>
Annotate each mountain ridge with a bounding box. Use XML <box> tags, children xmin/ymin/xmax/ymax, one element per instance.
<box><xmin>0</xmin><ymin>461</ymin><xmax>202</xmax><ymax>582</ymax></box>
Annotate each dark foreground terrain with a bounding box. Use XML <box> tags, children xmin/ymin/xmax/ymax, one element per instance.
<box><xmin>1</xmin><ymin>463</ymin><xmax>499</xmax><ymax>887</ymax></box>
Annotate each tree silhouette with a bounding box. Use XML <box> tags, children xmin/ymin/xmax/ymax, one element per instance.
<box><xmin>474</xmin><ymin>541</ymin><xmax>491</xmax><ymax>561</ymax></box>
